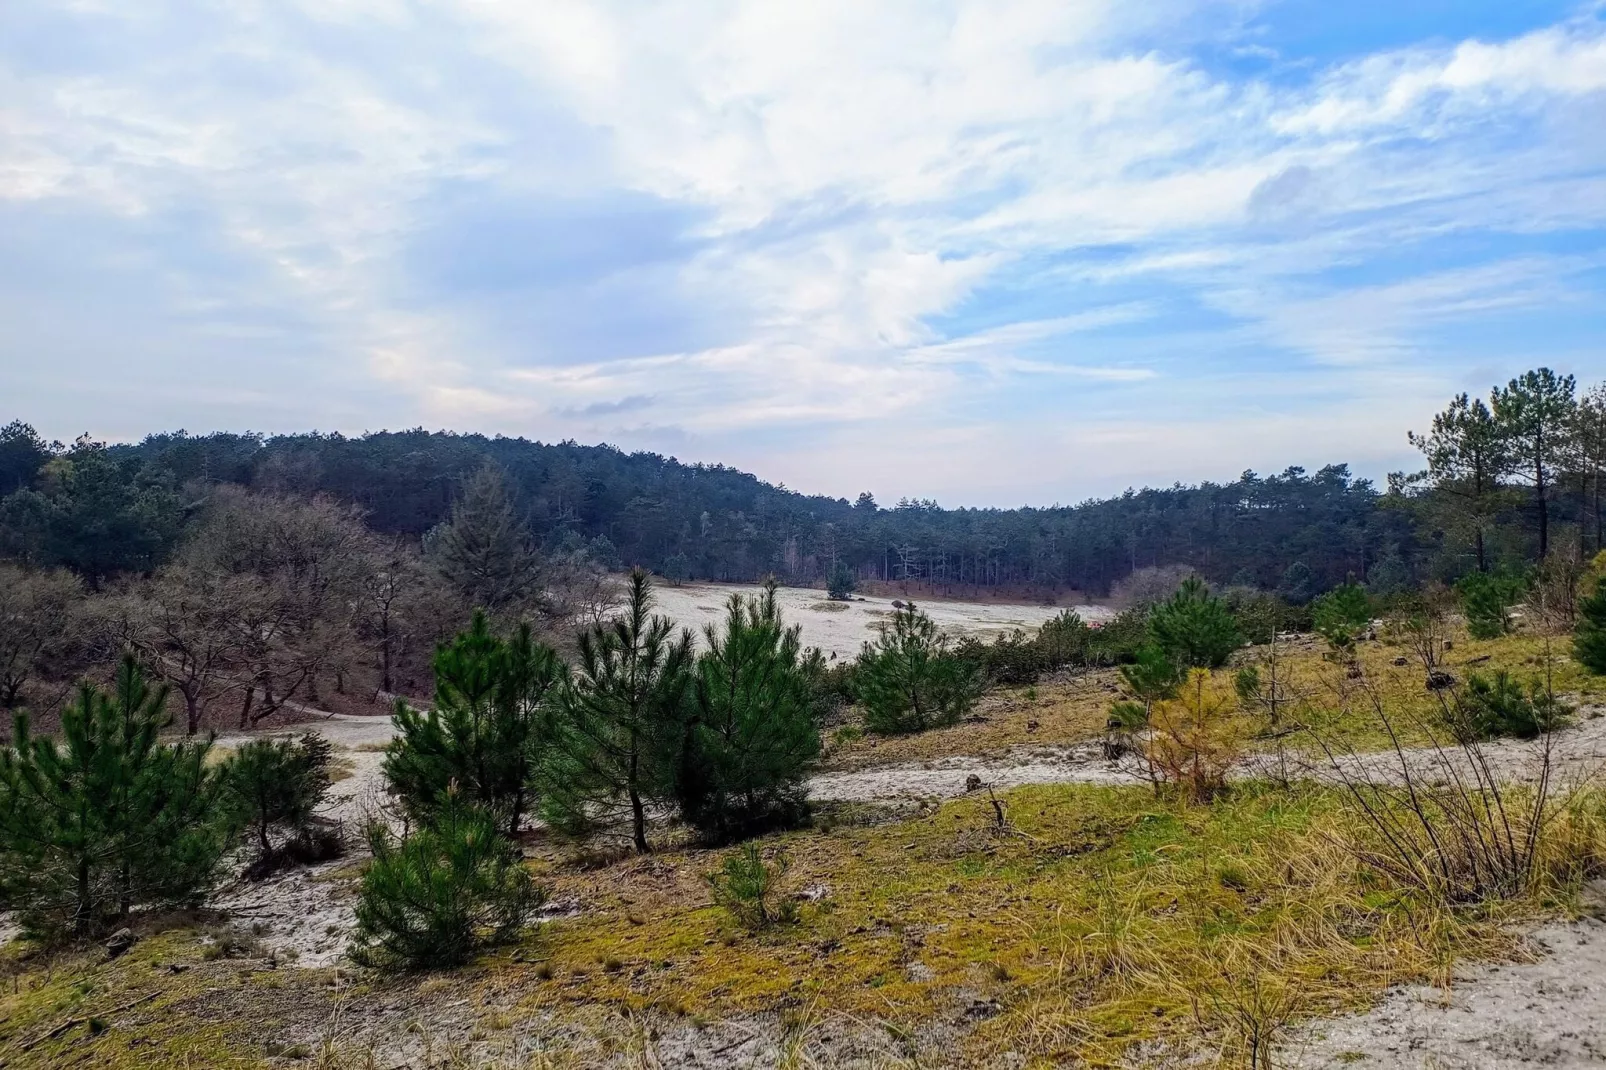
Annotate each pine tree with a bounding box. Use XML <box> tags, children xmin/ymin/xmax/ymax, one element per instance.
<box><xmin>0</xmin><ymin>656</ymin><xmax>230</xmax><ymax>938</ymax></box>
<box><xmin>1574</xmin><ymin>582</ymin><xmax>1606</xmax><ymax>674</ymax></box>
<box><xmin>350</xmin><ymin>788</ymin><xmax>541</xmax><ymax>970</ymax></box>
<box><xmin>221</xmin><ymin>733</ymin><xmax>333</xmax><ymax>857</ymax></box>
<box><xmin>1312</xmin><ymin>581</ymin><xmax>1372</xmax><ymax>654</ymax></box>
<box><xmin>1119</xmin><ymin>643</ymin><xmax>1183</xmax><ymax>711</ymax></box>
<box><xmin>855</xmin><ymin>603</ymin><xmax>981</xmax><ymax>734</ymax></box>
<box><xmin>827</xmin><ymin>560</ymin><xmax>856</xmax><ymax>600</ymax></box>
<box><xmin>1410</xmin><ymin>394</ymin><xmax>1512</xmax><ymax>572</ymax></box>
<box><xmin>546</xmin><ymin>569</ymin><xmax>692</xmax><ymax>851</ymax></box>
<box><xmin>677</xmin><ymin>582</ymin><xmax>822</xmax><ymax>843</ymax></box>
<box><xmin>1492</xmin><ymin>368</ymin><xmax>1578</xmax><ymax>558</ymax></box>
<box><xmin>425</xmin><ymin>462</ymin><xmax>540</xmax><ymax>611</ymax></box>
<box><xmin>1147</xmin><ymin>576</ymin><xmax>1242</xmax><ymax>669</ymax></box>
<box><xmin>385</xmin><ymin>611</ymin><xmax>564</xmax><ymax>837</ymax></box>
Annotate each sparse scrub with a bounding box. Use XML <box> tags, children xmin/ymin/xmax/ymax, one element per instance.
<box><xmin>1314</xmin><ymin>675</ymin><xmax>1600</xmax><ymax>904</ymax></box>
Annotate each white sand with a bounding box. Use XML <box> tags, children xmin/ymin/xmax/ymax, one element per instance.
<box><xmin>651</xmin><ymin>581</ymin><xmax>1109</xmax><ymax>661</ymax></box>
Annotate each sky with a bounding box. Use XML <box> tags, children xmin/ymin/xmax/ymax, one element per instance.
<box><xmin>2</xmin><ymin>1</ymin><xmax>1605</xmax><ymax>506</ymax></box>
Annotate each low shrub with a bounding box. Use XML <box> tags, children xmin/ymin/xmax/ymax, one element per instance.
<box><xmin>705</xmin><ymin>843</ymin><xmax>795</xmax><ymax>930</ymax></box>
<box><xmin>1456</xmin><ymin>570</ymin><xmax>1527</xmax><ymax>640</ymax></box>
<box><xmin>856</xmin><ymin>604</ymin><xmax>980</xmax><ymax>734</ymax></box>
<box><xmin>1456</xmin><ymin>670</ymin><xmax>1571</xmax><ymax>740</ymax></box>
<box><xmin>1146</xmin><ymin>670</ymin><xmax>1246</xmax><ymax>803</ymax></box>
<box><xmin>221</xmin><ymin>732</ymin><xmax>333</xmax><ymax>861</ymax></box>
<box><xmin>350</xmin><ymin>792</ymin><xmax>543</xmax><ymax>970</ymax></box>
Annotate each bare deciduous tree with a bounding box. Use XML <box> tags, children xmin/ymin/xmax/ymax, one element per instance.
<box><xmin>0</xmin><ymin>564</ymin><xmax>83</xmax><ymax>709</ymax></box>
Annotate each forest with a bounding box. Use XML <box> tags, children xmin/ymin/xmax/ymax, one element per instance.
<box><xmin>0</xmin><ymin>367</ymin><xmax>1600</xmax><ymax>603</ymax></box>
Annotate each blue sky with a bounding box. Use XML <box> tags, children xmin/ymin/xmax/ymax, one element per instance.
<box><xmin>2</xmin><ymin>1</ymin><xmax>1604</xmax><ymax>505</ymax></box>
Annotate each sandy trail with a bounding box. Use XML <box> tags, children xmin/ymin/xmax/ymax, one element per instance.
<box><xmin>1287</xmin><ymin>911</ymin><xmax>1606</xmax><ymax>1068</ymax></box>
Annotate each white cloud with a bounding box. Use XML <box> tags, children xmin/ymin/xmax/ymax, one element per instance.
<box><xmin>1</xmin><ymin>2</ymin><xmax>1604</xmax><ymax>498</ymax></box>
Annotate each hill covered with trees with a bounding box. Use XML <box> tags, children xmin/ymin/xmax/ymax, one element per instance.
<box><xmin>1</xmin><ymin>366</ymin><xmax>1601</xmax><ymax>602</ymax></box>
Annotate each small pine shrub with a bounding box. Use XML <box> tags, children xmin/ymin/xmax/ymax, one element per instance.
<box><xmin>1148</xmin><ymin>577</ymin><xmax>1243</xmax><ymax>670</ymax></box>
<box><xmin>221</xmin><ymin>733</ymin><xmax>333</xmax><ymax>862</ymax></box>
<box><xmin>1456</xmin><ymin>671</ymin><xmax>1570</xmax><ymax>741</ymax></box>
<box><xmin>1456</xmin><ymin>571</ymin><xmax>1526</xmax><ymax>640</ymax></box>
<box><xmin>1574</xmin><ymin>582</ymin><xmax>1606</xmax><ymax>673</ymax></box>
<box><xmin>1312</xmin><ymin>582</ymin><xmax>1372</xmax><ymax>654</ymax></box>
<box><xmin>826</xmin><ymin>561</ymin><xmax>856</xmax><ymax>600</ymax></box>
<box><xmin>705</xmin><ymin>843</ymin><xmax>795</xmax><ymax>930</ymax></box>
<box><xmin>855</xmin><ymin>604</ymin><xmax>981</xmax><ymax>735</ymax></box>
<box><xmin>350</xmin><ymin>792</ymin><xmax>542</xmax><ymax>970</ymax></box>
<box><xmin>1146</xmin><ymin>670</ymin><xmax>1247</xmax><ymax>803</ymax></box>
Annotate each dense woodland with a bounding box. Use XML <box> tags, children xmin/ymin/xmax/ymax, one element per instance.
<box><xmin>1</xmin><ymin>367</ymin><xmax>1601</xmax><ymax>598</ymax></box>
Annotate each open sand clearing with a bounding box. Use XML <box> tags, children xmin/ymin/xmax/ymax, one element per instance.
<box><xmin>650</xmin><ymin>581</ymin><xmax>1111</xmax><ymax>661</ymax></box>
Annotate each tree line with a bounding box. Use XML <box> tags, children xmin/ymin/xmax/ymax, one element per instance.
<box><xmin>3</xmin><ymin>369</ymin><xmax>1594</xmax><ymax>606</ymax></box>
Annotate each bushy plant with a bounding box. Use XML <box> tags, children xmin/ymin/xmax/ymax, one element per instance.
<box><xmin>826</xmin><ymin>561</ymin><xmax>856</xmax><ymax>600</ymax></box>
<box><xmin>705</xmin><ymin>843</ymin><xmax>795</xmax><ymax>930</ymax></box>
<box><xmin>1085</xmin><ymin>608</ymin><xmax>1150</xmax><ymax>666</ymax></box>
<box><xmin>0</xmin><ymin>657</ymin><xmax>232</xmax><ymax>939</ymax></box>
<box><xmin>1456</xmin><ymin>570</ymin><xmax>1527</xmax><ymax>640</ymax></box>
<box><xmin>1037</xmin><ymin>609</ymin><xmax>1094</xmax><ymax>668</ymax></box>
<box><xmin>956</xmin><ymin>629</ymin><xmax>1044</xmax><ymax>686</ymax></box>
<box><xmin>1104</xmin><ymin>700</ymin><xmax>1149</xmax><ymax>758</ymax></box>
<box><xmin>386</xmin><ymin>611</ymin><xmax>565</xmax><ymax>837</ymax></box>
<box><xmin>1146</xmin><ymin>670</ymin><xmax>1246</xmax><ymax>803</ymax></box>
<box><xmin>677</xmin><ymin>583</ymin><xmax>822</xmax><ymax>843</ymax></box>
<box><xmin>350</xmin><ymin>791</ymin><xmax>542</xmax><ymax>970</ymax></box>
<box><xmin>1456</xmin><ymin>670</ymin><xmax>1570</xmax><ymax>740</ymax></box>
<box><xmin>222</xmin><ymin>733</ymin><xmax>333</xmax><ymax>859</ymax></box>
<box><xmin>1222</xmin><ymin>587</ymin><xmax>1307</xmax><ymax>645</ymax></box>
<box><xmin>1120</xmin><ymin>644</ymin><xmax>1182</xmax><ymax>709</ymax></box>
<box><xmin>1148</xmin><ymin>577</ymin><xmax>1242</xmax><ymax>669</ymax></box>
<box><xmin>855</xmin><ymin>603</ymin><xmax>981</xmax><ymax>734</ymax></box>
<box><xmin>1312</xmin><ymin>582</ymin><xmax>1372</xmax><ymax>654</ymax></box>
<box><xmin>1574</xmin><ymin>580</ymin><xmax>1606</xmax><ymax>673</ymax></box>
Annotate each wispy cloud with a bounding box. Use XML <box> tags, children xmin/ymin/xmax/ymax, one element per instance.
<box><xmin>0</xmin><ymin>1</ymin><xmax>1603</xmax><ymax>501</ymax></box>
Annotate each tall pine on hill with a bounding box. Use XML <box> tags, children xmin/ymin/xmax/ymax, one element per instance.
<box><xmin>425</xmin><ymin>461</ymin><xmax>540</xmax><ymax>612</ymax></box>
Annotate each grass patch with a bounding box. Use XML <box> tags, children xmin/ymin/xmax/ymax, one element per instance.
<box><xmin>514</xmin><ymin>778</ymin><xmax>1578</xmax><ymax>1065</ymax></box>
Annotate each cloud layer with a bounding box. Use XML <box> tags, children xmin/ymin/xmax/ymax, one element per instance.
<box><xmin>2</xmin><ymin>0</ymin><xmax>1604</xmax><ymax>503</ymax></box>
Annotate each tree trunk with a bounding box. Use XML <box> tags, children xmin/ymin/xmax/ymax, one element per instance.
<box><xmin>1537</xmin><ymin>473</ymin><xmax>1549</xmax><ymax>558</ymax></box>
<box><xmin>75</xmin><ymin>858</ymin><xmax>91</xmax><ymax>936</ymax></box>
<box><xmin>185</xmin><ymin>690</ymin><xmax>201</xmax><ymax>736</ymax></box>
<box><xmin>629</xmin><ymin>787</ymin><xmax>648</xmax><ymax>852</ymax></box>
